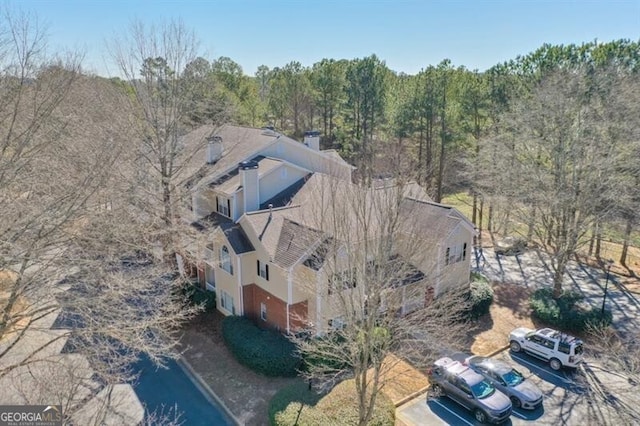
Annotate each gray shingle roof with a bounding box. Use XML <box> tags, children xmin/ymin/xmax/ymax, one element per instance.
<box><xmin>191</xmin><ymin>212</ymin><xmax>254</xmax><ymax>254</ymax></box>
<box><xmin>274</xmin><ymin>219</ymin><xmax>324</xmax><ymax>268</ymax></box>
<box><xmin>193</xmin><ymin>125</ymin><xmax>281</xmax><ymax>189</ymax></box>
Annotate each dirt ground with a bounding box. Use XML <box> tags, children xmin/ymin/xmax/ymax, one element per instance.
<box><xmin>467</xmin><ymin>283</ymin><xmax>537</xmax><ymax>356</ymax></box>
<box><xmin>180</xmin><ymin>311</ymin><xmax>302</xmax><ymax>426</ymax></box>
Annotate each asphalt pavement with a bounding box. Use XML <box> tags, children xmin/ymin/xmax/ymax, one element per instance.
<box><xmin>396</xmin><ymin>246</ymin><xmax>640</xmax><ymax>425</ymax></box>
<box><xmin>397</xmin><ymin>349</ymin><xmax>595</xmax><ymax>426</ymax></box>
<box><xmin>473</xmin><ymin>247</ymin><xmax>640</xmax><ymax>336</ymax></box>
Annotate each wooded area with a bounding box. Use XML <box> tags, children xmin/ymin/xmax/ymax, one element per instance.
<box><xmin>0</xmin><ymin>8</ymin><xmax>639</xmax><ymax>422</ymax></box>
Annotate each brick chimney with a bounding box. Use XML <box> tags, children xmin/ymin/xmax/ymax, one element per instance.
<box><xmin>239</xmin><ymin>160</ymin><xmax>260</xmax><ymax>213</ymax></box>
<box><xmin>207</xmin><ymin>135</ymin><xmax>223</xmax><ymax>164</ymax></box>
<box><xmin>303</xmin><ymin>131</ymin><xmax>320</xmax><ymax>151</ymax></box>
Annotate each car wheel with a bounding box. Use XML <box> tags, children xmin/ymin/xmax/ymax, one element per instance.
<box><xmin>510</xmin><ymin>396</ymin><xmax>522</xmax><ymax>409</ymax></box>
<box><xmin>510</xmin><ymin>341</ymin><xmax>522</xmax><ymax>352</ymax></box>
<box><xmin>474</xmin><ymin>409</ymin><xmax>488</xmax><ymax>423</ymax></box>
<box><xmin>550</xmin><ymin>358</ymin><xmax>562</xmax><ymax>371</ymax></box>
<box><xmin>429</xmin><ymin>384</ymin><xmax>443</xmax><ymax>399</ymax></box>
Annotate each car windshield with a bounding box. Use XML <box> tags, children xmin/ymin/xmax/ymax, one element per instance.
<box><xmin>502</xmin><ymin>369</ymin><xmax>524</xmax><ymax>387</ymax></box>
<box><xmin>471</xmin><ymin>380</ymin><xmax>495</xmax><ymax>399</ymax></box>
<box><xmin>574</xmin><ymin>343</ymin><xmax>583</xmax><ymax>355</ymax></box>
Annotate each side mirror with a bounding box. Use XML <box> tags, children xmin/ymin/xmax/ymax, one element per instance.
<box><xmin>467</xmin><ymin>394</ymin><xmax>474</xmax><ymax>399</ymax></box>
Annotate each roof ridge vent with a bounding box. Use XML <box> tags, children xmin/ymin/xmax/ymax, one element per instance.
<box><xmin>261</xmin><ymin>126</ymin><xmax>278</xmax><ymax>136</ymax></box>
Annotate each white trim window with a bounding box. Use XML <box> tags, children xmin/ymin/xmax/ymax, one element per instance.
<box><xmin>260</xmin><ymin>302</ymin><xmax>267</xmax><ymax>321</ymax></box>
<box><xmin>220</xmin><ymin>245</ymin><xmax>233</xmax><ymax>275</ymax></box>
<box><xmin>445</xmin><ymin>243</ymin><xmax>468</xmax><ymax>265</ymax></box>
<box><xmin>220</xmin><ymin>290</ymin><xmax>235</xmax><ymax>314</ymax></box>
<box><xmin>328</xmin><ymin>317</ymin><xmax>346</xmax><ymax>330</ymax></box>
<box><xmin>216</xmin><ymin>195</ymin><xmax>231</xmax><ymax>217</ymax></box>
<box><xmin>257</xmin><ymin>260</ymin><xmax>269</xmax><ymax>281</ymax></box>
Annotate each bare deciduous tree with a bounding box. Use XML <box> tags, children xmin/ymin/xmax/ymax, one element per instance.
<box><xmin>481</xmin><ymin>68</ymin><xmax>635</xmax><ymax>297</ymax></box>
<box><xmin>0</xmin><ymin>9</ymin><xmax>199</xmax><ymax>424</ymax></box>
<box><xmin>578</xmin><ymin>327</ymin><xmax>640</xmax><ymax>425</ymax></box>
<box><xmin>109</xmin><ymin>19</ymin><xmax>219</xmax><ymax>264</ymax></box>
<box><xmin>289</xmin><ymin>173</ymin><xmax>471</xmax><ymax>426</ymax></box>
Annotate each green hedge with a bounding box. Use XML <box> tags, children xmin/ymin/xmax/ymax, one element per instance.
<box><xmin>271</xmin><ymin>379</ymin><xmax>394</xmax><ymax>426</ymax></box>
<box><xmin>530</xmin><ymin>287</ymin><xmax>612</xmax><ymax>332</ymax></box>
<box><xmin>222</xmin><ymin>316</ymin><xmax>301</xmax><ymax>377</ymax></box>
<box><xmin>181</xmin><ymin>283</ymin><xmax>216</xmax><ymax>312</ymax></box>
<box><xmin>466</xmin><ymin>273</ymin><xmax>494</xmax><ymax>320</ymax></box>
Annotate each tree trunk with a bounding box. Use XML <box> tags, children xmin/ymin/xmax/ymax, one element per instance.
<box><xmin>487</xmin><ymin>203</ymin><xmax>493</xmax><ymax>234</ymax></box>
<box><xmin>620</xmin><ymin>217</ymin><xmax>633</xmax><ymax>267</ymax></box>
<box><xmin>588</xmin><ymin>221</ymin><xmax>597</xmax><ymax>256</ymax></box>
<box><xmin>594</xmin><ymin>221</ymin><xmax>602</xmax><ymax>259</ymax></box>
<box><xmin>527</xmin><ymin>204</ymin><xmax>536</xmax><ymax>241</ymax></box>
<box><xmin>478</xmin><ymin>197</ymin><xmax>484</xmax><ymax>244</ymax></box>
<box><xmin>553</xmin><ymin>254</ymin><xmax>569</xmax><ymax>298</ymax></box>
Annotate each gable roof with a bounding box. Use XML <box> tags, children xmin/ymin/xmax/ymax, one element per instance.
<box><xmin>192</xmin><ymin>212</ymin><xmax>254</xmax><ymax>254</ymax></box>
<box><xmin>189</xmin><ymin>124</ymin><xmax>282</xmax><ymax>189</ymax></box>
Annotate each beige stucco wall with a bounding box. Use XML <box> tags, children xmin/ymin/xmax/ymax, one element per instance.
<box><xmin>260</xmin><ymin>139</ymin><xmax>352</xmax><ymax>181</ymax></box>
<box><xmin>438</xmin><ymin>223</ymin><xmax>473</xmax><ymax>294</ymax></box>
<box><xmin>213</xmin><ymin>245</ymin><xmax>240</xmax><ymax>316</ymax></box>
<box><xmin>259</xmin><ymin>165</ymin><xmax>308</xmax><ymax>204</ymax></box>
<box><xmin>192</xmin><ymin>189</ymin><xmax>217</xmax><ymax>218</ymax></box>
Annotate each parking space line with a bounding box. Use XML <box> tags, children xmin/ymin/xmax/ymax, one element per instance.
<box><xmin>511</xmin><ymin>410</ymin><xmax>527</xmax><ymax>419</ymax></box>
<box><xmin>510</xmin><ymin>354</ymin><xmax>573</xmax><ymax>383</ymax></box>
<box><xmin>430</xmin><ymin>399</ymin><xmax>474</xmax><ymax>426</ymax></box>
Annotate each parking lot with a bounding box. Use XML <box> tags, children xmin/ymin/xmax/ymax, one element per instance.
<box><xmin>397</xmin><ymin>349</ymin><xmax>600</xmax><ymax>425</ymax></box>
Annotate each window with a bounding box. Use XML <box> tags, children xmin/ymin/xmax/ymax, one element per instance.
<box><xmin>220</xmin><ymin>246</ymin><xmax>233</xmax><ymax>275</ymax></box>
<box><xmin>328</xmin><ymin>271</ymin><xmax>356</xmax><ymax>295</ymax></box>
<box><xmin>216</xmin><ymin>196</ymin><xmax>230</xmax><ymax>217</ymax></box>
<box><xmin>328</xmin><ymin>317</ymin><xmax>346</xmax><ymax>330</ymax></box>
<box><xmin>458</xmin><ymin>379</ymin><xmax>473</xmax><ymax>396</ymax></box>
<box><xmin>445</xmin><ymin>243</ymin><xmax>468</xmax><ymax>265</ymax></box>
<box><xmin>220</xmin><ymin>290</ymin><xmax>235</xmax><ymax>314</ymax></box>
<box><xmin>558</xmin><ymin>342</ymin><xmax>571</xmax><ymax>354</ymax></box>
<box><xmin>257</xmin><ymin>260</ymin><xmax>269</xmax><ymax>280</ymax></box>
<box><xmin>260</xmin><ymin>302</ymin><xmax>267</xmax><ymax>321</ymax></box>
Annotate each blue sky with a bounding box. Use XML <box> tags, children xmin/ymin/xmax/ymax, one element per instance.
<box><xmin>14</xmin><ymin>0</ymin><xmax>640</xmax><ymax>76</ymax></box>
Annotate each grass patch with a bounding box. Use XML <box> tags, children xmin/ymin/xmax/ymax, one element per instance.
<box><xmin>270</xmin><ymin>379</ymin><xmax>395</xmax><ymax>426</ymax></box>
<box><xmin>441</xmin><ymin>192</ymin><xmax>474</xmax><ymax>219</ymax></box>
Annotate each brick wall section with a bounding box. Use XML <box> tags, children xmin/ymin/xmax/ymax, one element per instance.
<box><xmin>242</xmin><ymin>284</ymin><xmax>308</xmax><ymax>332</ymax></box>
<box><xmin>289</xmin><ymin>300</ymin><xmax>308</xmax><ymax>332</ymax></box>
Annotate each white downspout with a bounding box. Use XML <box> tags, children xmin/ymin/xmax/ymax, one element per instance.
<box><xmin>436</xmin><ymin>243</ymin><xmax>442</xmax><ymax>296</ymax></box>
<box><xmin>287</xmin><ymin>267</ymin><xmax>293</xmax><ymax>333</ymax></box>
<box><xmin>237</xmin><ymin>255</ymin><xmax>243</xmax><ymax>315</ymax></box>
<box><xmin>316</xmin><ymin>270</ymin><xmax>322</xmax><ymax>335</ymax></box>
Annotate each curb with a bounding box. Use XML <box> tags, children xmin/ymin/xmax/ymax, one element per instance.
<box><xmin>177</xmin><ymin>357</ymin><xmax>244</xmax><ymax>426</ymax></box>
<box><xmin>393</xmin><ymin>384</ymin><xmax>431</xmax><ymax>408</ymax></box>
<box><xmin>478</xmin><ymin>344</ymin><xmax>510</xmax><ymax>358</ymax></box>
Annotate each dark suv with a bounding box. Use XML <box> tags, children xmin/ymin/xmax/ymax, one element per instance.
<box><xmin>495</xmin><ymin>237</ymin><xmax>528</xmax><ymax>256</ymax></box>
<box><xmin>428</xmin><ymin>357</ymin><xmax>512</xmax><ymax>424</ymax></box>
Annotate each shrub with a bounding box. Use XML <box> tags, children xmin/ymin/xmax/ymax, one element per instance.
<box><xmin>466</xmin><ymin>273</ymin><xmax>494</xmax><ymax>320</ymax></box>
<box><xmin>271</xmin><ymin>379</ymin><xmax>395</xmax><ymax>426</ymax></box>
<box><xmin>530</xmin><ymin>287</ymin><xmax>612</xmax><ymax>332</ymax></box>
<box><xmin>181</xmin><ymin>283</ymin><xmax>216</xmax><ymax>312</ymax></box>
<box><xmin>268</xmin><ymin>381</ymin><xmax>322</xmax><ymax>426</ymax></box>
<box><xmin>222</xmin><ymin>316</ymin><xmax>301</xmax><ymax>377</ymax></box>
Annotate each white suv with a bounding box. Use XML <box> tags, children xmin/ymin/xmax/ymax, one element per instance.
<box><xmin>508</xmin><ymin>327</ymin><xmax>583</xmax><ymax>370</ymax></box>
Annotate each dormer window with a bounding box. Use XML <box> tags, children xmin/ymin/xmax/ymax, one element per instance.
<box><xmin>216</xmin><ymin>195</ymin><xmax>231</xmax><ymax>217</ymax></box>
